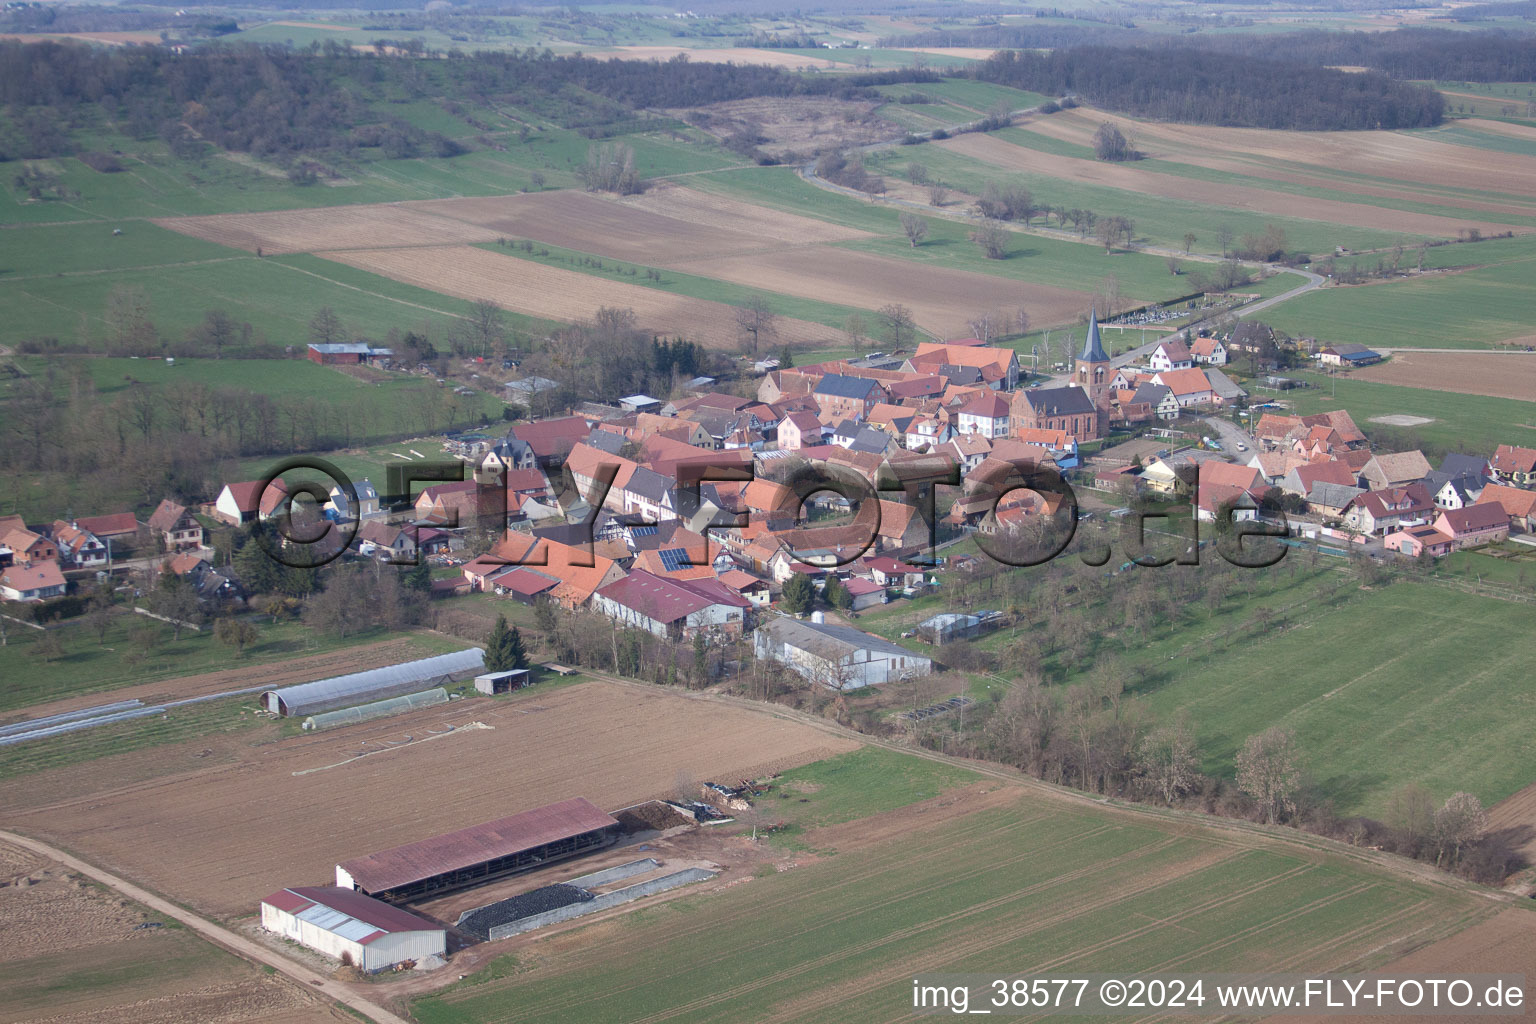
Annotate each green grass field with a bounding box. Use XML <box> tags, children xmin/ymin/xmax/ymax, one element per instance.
<box><xmin>1256</xmin><ymin>258</ymin><xmax>1536</xmax><ymax>349</ymax></box>
<box><xmin>412</xmin><ymin>744</ymin><xmax>1491</xmax><ymax>1024</ymax></box>
<box><xmin>1274</xmin><ymin>370</ymin><xmax>1536</xmax><ymax>455</ymax></box>
<box><xmin>1134</xmin><ymin>582</ymin><xmax>1536</xmax><ymax>818</ymax></box>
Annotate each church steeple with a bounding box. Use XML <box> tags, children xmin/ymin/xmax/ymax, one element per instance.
<box><xmin>1080</xmin><ymin>306</ymin><xmax>1109</xmax><ymax>364</ymax></box>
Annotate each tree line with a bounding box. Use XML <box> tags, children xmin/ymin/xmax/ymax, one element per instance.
<box><xmin>975</xmin><ymin>46</ymin><xmax>1443</xmax><ymax>130</ymax></box>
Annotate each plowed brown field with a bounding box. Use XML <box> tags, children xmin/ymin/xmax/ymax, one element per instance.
<box><xmin>1351</xmin><ymin>351</ymin><xmax>1536</xmax><ymax>401</ymax></box>
<box><xmin>0</xmin><ymin>681</ymin><xmax>857</xmax><ymax>918</ymax></box>
<box><xmin>158</xmin><ymin>205</ymin><xmax>501</xmax><ymax>255</ymax></box>
<box><xmin>1021</xmin><ymin>108</ymin><xmax>1536</xmax><ymax>218</ymax></box>
<box><xmin>603</xmin><ymin>46</ymin><xmax>837</xmax><ymax>69</ymax></box>
<box><xmin>1488</xmin><ymin>780</ymin><xmax>1536</xmax><ymax>867</ymax></box>
<box><xmin>666</xmin><ymin>244</ymin><xmax>1095</xmax><ymax>338</ymax></box>
<box><xmin>319</xmin><ymin>244</ymin><xmax>836</xmax><ymax>347</ymax></box>
<box><xmin>939</xmin><ymin>131</ymin><xmax>1526</xmax><ymax>235</ymax></box>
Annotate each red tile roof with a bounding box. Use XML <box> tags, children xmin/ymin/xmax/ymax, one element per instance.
<box><xmin>73</xmin><ymin>512</ymin><xmax>138</xmax><ymax>538</ymax></box>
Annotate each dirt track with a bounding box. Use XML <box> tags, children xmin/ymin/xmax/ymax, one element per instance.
<box><xmin>0</xmin><ymin>680</ymin><xmax>857</xmax><ymax>918</ymax></box>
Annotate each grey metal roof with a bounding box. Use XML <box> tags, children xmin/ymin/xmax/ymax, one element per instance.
<box><xmin>758</xmin><ymin>615</ymin><xmax>918</xmax><ymax>662</ymax></box>
<box><xmin>263</xmin><ymin>648</ymin><xmax>485</xmax><ymax>716</ymax></box>
<box><xmin>1203</xmin><ymin>368</ymin><xmax>1246</xmax><ymax>399</ymax></box>
<box><xmin>1130</xmin><ymin>382</ymin><xmax>1172</xmax><ymax>405</ymax></box>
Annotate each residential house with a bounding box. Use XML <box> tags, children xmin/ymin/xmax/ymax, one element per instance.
<box><xmin>813</xmin><ymin>374</ymin><xmax>884</xmax><ymax>422</ymax></box>
<box><xmin>717</xmin><ymin>568</ymin><xmax>772</xmax><ymax>607</ymax></box>
<box><xmin>481</xmin><ymin>436</ymin><xmax>537</xmax><ymax>473</ymax></box>
<box><xmin>1432</xmin><ymin>504</ymin><xmax>1509</xmax><ymax>550</ymax></box>
<box><xmin>1490</xmin><ymin>445</ymin><xmax>1536</xmax><ymax>486</ymax></box>
<box><xmin>1476</xmin><ymin>483</ymin><xmax>1536</xmax><ymax>532</ymax></box>
<box><xmin>73</xmin><ymin>512</ymin><xmax>140</xmax><ymax>549</ymax></box>
<box><xmin>507</xmin><ymin>416</ymin><xmax>592</xmax><ymax>467</ymax></box>
<box><xmin>1150</xmin><ymin>368</ymin><xmax>1214</xmax><ymax>409</ymax></box>
<box><xmin>483</xmin><ymin>533</ymin><xmax>626</xmax><ymax>609</ymax></box>
<box><xmin>1280</xmin><ymin>459</ymin><xmax>1356</xmax><ymax>497</ymax></box>
<box><xmin>860</xmin><ymin>556</ymin><xmax>926</xmax><ymax>589</ymax></box>
<box><xmin>0</xmin><ymin>517</ymin><xmax>57</xmax><ymax>565</ymax></box>
<box><xmin>327</xmin><ymin>479</ymin><xmax>381</xmax><ymax>521</ymax></box>
<box><xmin>1148</xmin><ymin>340</ymin><xmax>1193</xmax><ymax>372</ymax></box>
<box><xmin>1361</xmin><ymin>451</ymin><xmax>1432</xmax><ymax>491</ymax></box>
<box><xmin>947</xmin><ymin>433</ymin><xmax>993</xmax><ymax>474</ymax></box>
<box><xmin>356</xmin><ymin>521</ymin><xmax>417</xmax><ymax>562</ymax></box>
<box><xmin>876</xmin><ymin>498</ymin><xmax>929</xmax><ymax>553</ymax></box>
<box><xmin>904</xmin><ymin>343</ymin><xmax>1019</xmax><ymax>390</ymax></box>
<box><xmin>1139</xmin><ymin>457</ymin><xmax>1194</xmax><ymax>497</ymax></box>
<box><xmin>1383</xmin><ymin>524</ymin><xmax>1454</xmax><ymax>559</ymax></box>
<box><xmin>1342</xmin><ymin>484</ymin><xmax>1434</xmax><ymax>536</ymax></box>
<box><xmin>904</xmin><ymin>415</ymin><xmax>951</xmax><ymax>452</ymax></box>
<box><xmin>147</xmin><ymin>499</ymin><xmax>204</xmax><ymax>551</ymax></box>
<box><xmin>214</xmin><ymin>478</ymin><xmax>288</xmax><ymax>526</ymax></box>
<box><xmin>1196</xmin><ymin>462</ymin><xmax>1268</xmax><ymax>523</ymax></box>
<box><xmin>1306</xmin><ymin>482</ymin><xmax>1365</xmax><ymax>519</ymax></box>
<box><xmin>754</xmin><ymin>615</ymin><xmax>932</xmax><ymax>690</ymax></box>
<box><xmin>1190</xmin><ymin>337</ymin><xmax>1228</xmax><ymax>365</ymax></box>
<box><xmin>50</xmin><ymin>521</ymin><xmax>107</xmax><ymax>568</ymax></box>
<box><xmin>0</xmin><ymin>561</ymin><xmax>66</xmax><ymax>602</ymax></box>
<box><xmin>955</xmin><ymin>392</ymin><xmax>1010</xmax><ymax>440</ymax></box>
<box><xmin>591</xmin><ymin>570</ymin><xmax>749</xmax><ymax>639</ymax></box>
<box><xmin>777</xmin><ymin>411</ymin><xmax>824</xmax><ymax>451</ymax></box>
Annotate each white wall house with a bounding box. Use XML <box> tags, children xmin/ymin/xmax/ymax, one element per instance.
<box><xmin>260</xmin><ymin>887</ymin><xmax>444</xmax><ymax>973</ymax></box>
<box><xmin>590</xmin><ymin>570</ymin><xmax>748</xmax><ymax>639</ymax></box>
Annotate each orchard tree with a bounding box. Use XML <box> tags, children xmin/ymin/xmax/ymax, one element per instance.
<box><xmin>1236</xmin><ymin>725</ymin><xmax>1303</xmax><ymax>824</ymax></box>
<box><xmin>899</xmin><ymin>212</ymin><xmax>929</xmax><ymax>248</ymax></box>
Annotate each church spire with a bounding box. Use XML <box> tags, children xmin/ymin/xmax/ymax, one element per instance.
<box><xmin>1079</xmin><ymin>306</ymin><xmax>1109</xmax><ymax>364</ymax></box>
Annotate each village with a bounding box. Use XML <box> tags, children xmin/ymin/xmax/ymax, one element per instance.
<box><xmin>4</xmin><ymin>311</ymin><xmax>1533</xmax><ymax>695</ymax></box>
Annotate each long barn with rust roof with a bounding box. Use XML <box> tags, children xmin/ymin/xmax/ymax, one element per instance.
<box><xmin>335</xmin><ymin>797</ymin><xmax>620</xmax><ymax>902</ymax></box>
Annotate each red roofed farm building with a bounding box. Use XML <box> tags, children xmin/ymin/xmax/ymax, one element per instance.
<box><xmin>260</xmin><ymin>886</ymin><xmax>445</xmax><ymax>972</ymax></box>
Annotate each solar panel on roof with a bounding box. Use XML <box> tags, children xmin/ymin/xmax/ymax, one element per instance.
<box><xmin>628</xmin><ymin>525</ymin><xmax>658</xmax><ymax>536</ymax></box>
<box><xmin>657</xmin><ymin>548</ymin><xmax>691</xmax><ymax>573</ymax></box>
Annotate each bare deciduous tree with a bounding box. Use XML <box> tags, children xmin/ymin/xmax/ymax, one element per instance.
<box><xmin>733</xmin><ymin>293</ymin><xmax>778</xmax><ymax>356</ymax></box>
<box><xmin>1433</xmin><ymin>792</ymin><xmax>1489</xmax><ymax>867</ymax></box>
<box><xmin>1135</xmin><ymin>712</ymin><xmax>1200</xmax><ymax>804</ymax></box>
<box><xmin>970</xmin><ymin>219</ymin><xmax>1009</xmax><ymax>260</ymax></box>
<box><xmin>843</xmin><ymin>312</ymin><xmax>869</xmax><ymax>354</ymax></box>
<box><xmin>1236</xmin><ymin>725</ymin><xmax>1303</xmax><ymax>824</ymax></box>
<box><xmin>906</xmin><ymin>161</ymin><xmax>928</xmax><ymax>185</ymax></box>
<box><xmin>927</xmin><ymin>181</ymin><xmax>949</xmax><ymax>207</ymax></box>
<box><xmin>308</xmin><ymin>306</ymin><xmax>345</xmax><ymax>346</ymax></box>
<box><xmin>469</xmin><ymin>298</ymin><xmax>506</xmax><ymax>356</ymax></box>
<box><xmin>1182</xmin><ymin>232</ymin><xmax>1197</xmax><ymax>255</ymax></box>
<box><xmin>878</xmin><ymin>303</ymin><xmax>916</xmax><ymax>349</ymax></box>
<box><xmin>899</xmin><ymin>211</ymin><xmax>929</xmax><ymax>248</ymax></box>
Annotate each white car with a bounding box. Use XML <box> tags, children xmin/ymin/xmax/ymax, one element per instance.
<box><xmin>1236</xmin><ymin>443</ymin><xmax>1248</xmax><ymax>452</ymax></box>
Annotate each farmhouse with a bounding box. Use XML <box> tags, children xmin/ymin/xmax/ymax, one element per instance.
<box><xmin>1360</xmin><ymin>451</ymin><xmax>1431</xmax><ymax>491</ymax></box>
<box><xmin>1150</xmin><ymin>368</ymin><xmax>1215</xmax><ymax>409</ymax></box>
<box><xmin>0</xmin><ymin>516</ymin><xmax>57</xmax><ymax>565</ymax></box>
<box><xmin>50</xmin><ymin>521</ymin><xmax>107</xmax><ymax>568</ymax></box>
<box><xmin>213</xmin><ymin>479</ymin><xmax>288</xmax><ymax>526</ymax></box>
<box><xmin>955</xmin><ymin>392</ymin><xmax>1011</xmax><ymax>439</ymax></box>
<box><xmin>335</xmin><ymin>797</ymin><xmax>620</xmax><ymax>902</ymax></box>
<box><xmin>1432</xmin><ymin>504</ymin><xmax>1509</xmax><ymax>550</ymax></box>
<box><xmin>754</xmin><ymin>615</ymin><xmax>932</xmax><ymax>690</ymax></box>
<box><xmin>1148</xmin><ymin>340</ymin><xmax>1193</xmax><ymax>372</ymax></box>
<box><xmin>1383</xmin><ymin>524</ymin><xmax>1453</xmax><ymax>559</ymax></box>
<box><xmin>1343</xmin><ymin>484</ymin><xmax>1434</xmax><ymax>536</ymax></box>
<box><xmin>1190</xmin><ymin>337</ymin><xmax>1227</xmax><ymax>365</ymax></box>
<box><xmin>261</xmin><ymin>648</ymin><xmax>486</xmax><ymax>716</ymax></box>
<box><xmin>260</xmin><ymin>887</ymin><xmax>444</xmax><ymax>972</ymax></box>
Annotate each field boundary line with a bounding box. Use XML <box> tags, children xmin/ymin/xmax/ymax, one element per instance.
<box><xmin>0</xmin><ymin>830</ymin><xmax>412</xmax><ymax>1024</ymax></box>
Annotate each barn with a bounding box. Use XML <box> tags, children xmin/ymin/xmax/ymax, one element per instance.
<box><xmin>261</xmin><ymin>648</ymin><xmax>485</xmax><ymax>716</ymax></box>
<box><xmin>335</xmin><ymin>797</ymin><xmax>620</xmax><ymax>902</ymax></box>
<box><xmin>260</xmin><ymin>886</ymin><xmax>444</xmax><ymax>972</ymax></box>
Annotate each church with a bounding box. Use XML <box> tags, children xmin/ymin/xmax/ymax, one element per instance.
<box><xmin>1010</xmin><ymin>309</ymin><xmax>1113</xmax><ymax>443</ymax></box>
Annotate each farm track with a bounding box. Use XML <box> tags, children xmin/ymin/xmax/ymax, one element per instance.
<box><xmin>0</xmin><ymin>830</ymin><xmax>409</xmax><ymax>1024</ymax></box>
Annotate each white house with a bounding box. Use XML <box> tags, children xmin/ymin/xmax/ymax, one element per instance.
<box><xmin>0</xmin><ymin>562</ymin><xmax>66</xmax><ymax>602</ymax></box>
<box><xmin>954</xmin><ymin>393</ymin><xmax>1010</xmax><ymax>440</ymax></box>
<box><xmin>753</xmin><ymin>615</ymin><xmax>932</xmax><ymax>690</ymax></box>
<box><xmin>1148</xmin><ymin>340</ymin><xmax>1193</xmax><ymax>372</ymax></box>
<box><xmin>327</xmin><ymin>479</ymin><xmax>381</xmax><ymax>521</ymax></box>
<box><xmin>1150</xmin><ymin>368</ymin><xmax>1215</xmax><ymax>409</ymax></box>
<box><xmin>260</xmin><ymin>886</ymin><xmax>444</xmax><ymax>973</ymax></box>
<box><xmin>1190</xmin><ymin>337</ymin><xmax>1228</xmax><ymax>365</ymax></box>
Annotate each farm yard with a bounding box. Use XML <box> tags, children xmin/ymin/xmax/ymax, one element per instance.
<box><xmin>0</xmin><ymin>839</ymin><xmax>342</xmax><ymax>1024</ymax></box>
<box><xmin>409</xmin><ymin>755</ymin><xmax>1499</xmax><ymax>1024</ymax></box>
<box><xmin>0</xmin><ymin>679</ymin><xmax>858</xmax><ymax>918</ymax></box>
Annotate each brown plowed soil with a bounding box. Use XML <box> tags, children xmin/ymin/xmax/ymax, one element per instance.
<box><xmin>1348</xmin><ymin>351</ymin><xmax>1536</xmax><ymax>402</ymax></box>
<box><xmin>318</xmin><ymin>244</ymin><xmax>836</xmax><ymax>349</ymax></box>
<box><xmin>0</xmin><ymin>681</ymin><xmax>857</xmax><ymax>918</ymax></box>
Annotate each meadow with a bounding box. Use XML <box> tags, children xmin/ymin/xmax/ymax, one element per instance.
<box><xmin>411</xmin><ymin>744</ymin><xmax>1493</xmax><ymax>1024</ymax></box>
<box><xmin>1132</xmin><ymin>581</ymin><xmax>1536</xmax><ymax>818</ymax></box>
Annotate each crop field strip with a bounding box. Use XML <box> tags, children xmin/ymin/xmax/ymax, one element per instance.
<box><xmin>413</xmin><ymin>792</ymin><xmax>1485</xmax><ymax>1024</ymax></box>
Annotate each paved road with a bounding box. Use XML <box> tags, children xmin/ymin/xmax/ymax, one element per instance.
<box><xmin>0</xmin><ymin>831</ymin><xmax>411</xmax><ymax>1024</ymax></box>
<box><xmin>1199</xmin><ymin>414</ymin><xmax>1254</xmax><ymax>455</ymax></box>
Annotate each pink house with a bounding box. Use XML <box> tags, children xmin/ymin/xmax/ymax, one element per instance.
<box><xmin>1383</xmin><ymin>524</ymin><xmax>1453</xmax><ymax>559</ymax></box>
<box><xmin>777</xmin><ymin>411</ymin><xmax>824</xmax><ymax>451</ymax></box>
<box><xmin>1432</xmin><ymin>504</ymin><xmax>1509</xmax><ymax>550</ymax></box>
